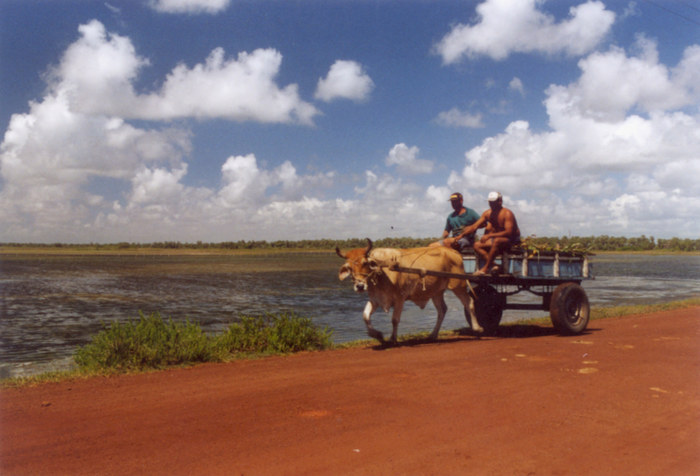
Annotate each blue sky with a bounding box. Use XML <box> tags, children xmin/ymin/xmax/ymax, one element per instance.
<box><xmin>1</xmin><ymin>0</ymin><xmax>699</xmax><ymax>243</ymax></box>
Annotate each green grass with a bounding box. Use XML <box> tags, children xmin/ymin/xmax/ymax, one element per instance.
<box><xmin>589</xmin><ymin>297</ymin><xmax>700</xmax><ymax>319</ymax></box>
<box><xmin>216</xmin><ymin>313</ymin><xmax>334</xmax><ymax>356</ymax></box>
<box><xmin>73</xmin><ymin>313</ymin><xmax>219</xmax><ymax>372</ymax></box>
<box><xmin>70</xmin><ymin>312</ymin><xmax>334</xmax><ymax>374</ymax></box>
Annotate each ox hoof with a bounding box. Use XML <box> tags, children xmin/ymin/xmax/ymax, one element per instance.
<box><xmin>368</xmin><ymin>330</ymin><xmax>384</xmax><ymax>343</ymax></box>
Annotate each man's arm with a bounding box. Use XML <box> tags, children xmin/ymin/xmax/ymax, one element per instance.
<box><xmin>445</xmin><ymin>211</ymin><xmax>487</xmax><ymax>245</ymax></box>
<box><xmin>459</xmin><ymin>211</ymin><xmax>488</xmax><ymax>238</ymax></box>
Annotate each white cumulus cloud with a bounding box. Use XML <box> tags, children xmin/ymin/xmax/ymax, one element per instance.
<box><xmin>385</xmin><ymin>143</ymin><xmax>434</xmax><ymax>175</ymax></box>
<box><xmin>509</xmin><ymin>77</ymin><xmax>525</xmax><ymax>96</ymax></box>
<box><xmin>315</xmin><ymin>60</ymin><xmax>375</xmax><ymax>102</ymax></box>
<box><xmin>51</xmin><ymin>20</ymin><xmax>318</xmax><ymax>124</ymax></box>
<box><xmin>435</xmin><ymin>108</ymin><xmax>485</xmax><ymax>128</ymax></box>
<box><xmin>434</xmin><ymin>0</ymin><xmax>615</xmax><ymax>63</ymax></box>
<box><xmin>0</xmin><ymin>20</ymin><xmax>327</xmax><ymax>243</ymax></box>
<box><xmin>0</xmin><ymin>90</ymin><xmax>192</xmax><ymax>242</ymax></box>
<box><xmin>140</xmin><ymin>47</ymin><xmax>319</xmax><ymax>124</ymax></box>
<box><xmin>448</xmin><ymin>40</ymin><xmax>700</xmax><ymax>237</ymax></box>
<box><xmin>149</xmin><ymin>0</ymin><xmax>231</xmax><ymax>14</ymax></box>
<box><xmin>551</xmin><ymin>36</ymin><xmax>700</xmax><ymax>122</ymax></box>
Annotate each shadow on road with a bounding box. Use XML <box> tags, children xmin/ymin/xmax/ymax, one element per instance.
<box><xmin>371</xmin><ymin>324</ymin><xmax>600</xmax><ymax>350</ymax></box>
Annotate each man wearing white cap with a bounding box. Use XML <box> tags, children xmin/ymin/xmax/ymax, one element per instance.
<box><xmin>451</xmin><ymin>191</ymin><xmax>521</xmax><ymax>275</ymax></box>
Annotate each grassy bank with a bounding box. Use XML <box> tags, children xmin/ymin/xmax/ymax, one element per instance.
<box><xmin>3</xmin><ymin>312</ymin><xmax>333</xmax><ymax>388</ymax></box>
<box><xmin>3</xmin><ymin>299</ymin><xmax>699</xmax><ymax>388</ymax></box>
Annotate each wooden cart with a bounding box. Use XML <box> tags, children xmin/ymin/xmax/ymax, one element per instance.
<box><xmin>390</xmin><ymin>251</ymin><xmax>593</xmax><ymax>336</ymax></box>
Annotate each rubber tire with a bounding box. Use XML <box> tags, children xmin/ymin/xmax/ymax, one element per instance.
<box><xmin>550</xmin><ymin>282</ymin><xmax>590</xmax><ymax>335</ymax></box>
<box><xmin>471</xmin><ymin>284</ymin><xmax>503</xmax><ymax>336</ymax></box>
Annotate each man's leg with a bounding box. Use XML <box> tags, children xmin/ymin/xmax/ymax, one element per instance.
<box><xmin>473</xmin><ymin>240</ymin><xmax>491</xmax><ymax>273</ymax></box>
<box><xmin>484</xmin><ymin>237</ymin><xmax>511</xmax><ymax>273</ymax></box>
<box><xmin>476</xmin><ymin>237</ymin><xmax>510</xmax><ymax>273</ymax></box>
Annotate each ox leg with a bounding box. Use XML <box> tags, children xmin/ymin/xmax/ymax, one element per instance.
<box><xmin>362</xmin><ymin>301</ymin><xmax>384</xmax><ymax>343</ymax></box>
<box><xmin>428</xmin><ymin>294</ymin><xmax>448</xmax><ymax>341</ymax></box>
<box><xmin>389</xmin><ymin>301</ymin><xmax>404</xmax><ymax>344</ymax></box>
<box><xmin>452</xmin><ymin>286</ymin><xmax>484</xmax><ymax>334</ymax></box>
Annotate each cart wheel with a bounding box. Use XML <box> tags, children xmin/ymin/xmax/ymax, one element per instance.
<box><xmin>471</xmin><ymin>284</ymin><xmax>503</xmax><ymax>335</ymax></box>
<box><xmin>550</xmin><ymin>282</ymin><xmax>590</xmax><ymax>335</ymax></box>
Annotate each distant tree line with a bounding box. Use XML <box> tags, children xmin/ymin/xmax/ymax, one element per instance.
<box><xmin>525</xmin><ymin>235</ymin><xmax>700</xmax><ymax>252</ymax></box>
<box><xmin>2</xmin><ymin>235</ymin><xmax>699</xmax><ymax>252</ymax></box>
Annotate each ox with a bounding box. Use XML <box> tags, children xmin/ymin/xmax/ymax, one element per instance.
<box><xmin>336</xmin><ymin>239</ymin><xmax>483</xmax><ymax>344</ymax></box>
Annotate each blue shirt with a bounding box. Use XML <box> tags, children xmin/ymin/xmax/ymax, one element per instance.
<box><xmin>445</xmin><ymin>208</ymin><xmax>480</xmax><ymax>240</ymax></box>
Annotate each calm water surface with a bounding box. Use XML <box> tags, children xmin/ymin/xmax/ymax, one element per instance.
<box><xmin>1</xmin><ymin>252</ymin><xmax>699</xmax><ymax>377</ymax></box>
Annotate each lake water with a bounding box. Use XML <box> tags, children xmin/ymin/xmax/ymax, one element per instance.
<box><xmin>1</xmin><ymin>252</ymin><xmax>699</xmax><ymax>377</ymax></box>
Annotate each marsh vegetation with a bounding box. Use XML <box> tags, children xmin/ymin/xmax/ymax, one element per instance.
<box><xmin>74</xmin><ymin>311</ymin><xmax>333</xmax><ymax>372</ymax></box>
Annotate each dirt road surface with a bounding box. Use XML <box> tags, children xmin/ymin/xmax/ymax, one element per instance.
<box><xmin>2</xmin><ymin>308</ymin><xmax>699</xmax><ymax>475</ymax></box>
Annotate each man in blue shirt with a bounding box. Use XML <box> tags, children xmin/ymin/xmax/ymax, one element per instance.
<box><xmin>430</xmin><ymin>192</ymin><xmax>481</xmax><ymax>253</ymax></box>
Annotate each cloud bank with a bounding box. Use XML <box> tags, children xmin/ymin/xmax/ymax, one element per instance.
<box><xmin>448</xmin><ymin>37</ymin><xmax>700</xmax><ymax>237</ymax></box>
<box><xmin>1</xmin><ymin>6</ymin><xmax>699</xmax><ymax>243</ymax></box>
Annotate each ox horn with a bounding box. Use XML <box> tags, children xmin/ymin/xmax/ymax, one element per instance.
<box><xmin>364</xmin><ymin>238</ymin><xmax>373</xmax><ymax>258</ymax></box>
<box><xmin>335</xmin><ymin>246</ymin><xmax>347</xmax><ymax>259</ymax></box>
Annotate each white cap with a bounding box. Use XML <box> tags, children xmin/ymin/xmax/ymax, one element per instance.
<box><xmin>487</xmin><ymin>191</ymin><xmax>502</xmax><ymax>202</ymax></box>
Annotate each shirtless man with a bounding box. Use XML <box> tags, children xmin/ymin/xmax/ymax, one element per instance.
<box><xmin>446</xmin><ymin>191</ymin><xmax>520</xmax><ymax>275</ymax></box>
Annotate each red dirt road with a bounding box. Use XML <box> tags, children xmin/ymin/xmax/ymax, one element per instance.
<box><xmin>2</xmin><ymin>308</ymin><xmax>699</xmax><ymax>476</ymax></box>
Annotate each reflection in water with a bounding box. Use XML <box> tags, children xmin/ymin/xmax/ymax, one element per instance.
<box><xmin>1</xmin><ymin>253</ymin><xmax>699</xmax><ymax>375</ymax></box>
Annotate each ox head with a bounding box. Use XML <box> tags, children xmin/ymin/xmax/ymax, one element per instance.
<box><xmin>336</xmin><ymin>238</ymin><xmax>381</xmax><ymax>292</ymax></box>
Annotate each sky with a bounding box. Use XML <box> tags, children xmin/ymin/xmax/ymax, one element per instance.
<box><xmin>1</xmin><ymin>0</ymin><xmax>699</xmax><ymax>244</ymax></box>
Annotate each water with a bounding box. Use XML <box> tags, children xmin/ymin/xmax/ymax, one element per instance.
<box><xmin>1</xmin><ymin>252</ymin><xmax>699</xmax><ymax>377</ymax></box>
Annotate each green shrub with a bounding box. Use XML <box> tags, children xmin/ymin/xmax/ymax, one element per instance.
<box><xmin>73</xmin><ymin>311</ymin><xmax>333</xmax><ymax>373</ymax></box>
<box><xmin>74</xmin><ymin>312</ymin><xmax>218</xmax><ymax>372</ymax></box>
<box><xmin>216</xmin><ymin>312</ymin><xmax>333</xmax><ymax>355</ymax></box>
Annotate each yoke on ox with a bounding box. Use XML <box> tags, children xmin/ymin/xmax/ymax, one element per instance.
<box><xmin>336</xmin><ymin>239</ymin><xmax>483</xmax><ymax>344</ymax></box>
